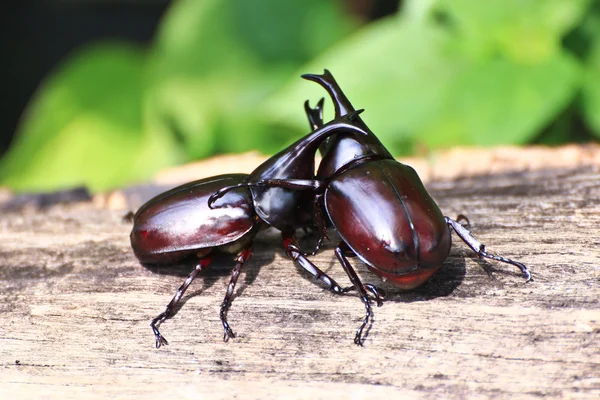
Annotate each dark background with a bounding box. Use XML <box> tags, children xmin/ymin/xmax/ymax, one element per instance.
<box><xmin>0</xmin><ymin>0</ymin><xmax>398</xmax><ymax>158</ymax></box>
<box><xmin>0</xmin><ymin>1</ymin><xmax>169</xmax><ymax>157</ymax></box>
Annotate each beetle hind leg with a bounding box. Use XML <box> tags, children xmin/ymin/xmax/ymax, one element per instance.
<box><xmin>334</xmin><ymin>242</ymin><xmax>385</xmax><ymax>346</ymax></box>
<box><xmin>219</xmin><ymin>246</ymin><xmax>254</xmax><ymax>342</ymax></box>
<box><xmin>150</xmin><ymin>255</ymin><xmax>213</xmax><ymax>348</ymax></box>
<box><xmin>445</xmin><ymin>216</ymin><xmax>532</xmax><ymax>282</ymax></box>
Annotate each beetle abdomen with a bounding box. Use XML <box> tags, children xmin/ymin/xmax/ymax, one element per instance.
<box><xmin>325</xmin><ymin>160</ymin><xmax>451</xmax><ymax>280</ymax></box>
<box><xmin>130</xmin><ymin>174</ymin><xmax>255</xmax><ymax>264</ymax></box>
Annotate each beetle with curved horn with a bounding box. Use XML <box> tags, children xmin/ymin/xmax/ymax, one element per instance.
<box><xmin>246</xmin><ymin>70</ymin><xmax>531</xmax><ymax>345</ymax></box>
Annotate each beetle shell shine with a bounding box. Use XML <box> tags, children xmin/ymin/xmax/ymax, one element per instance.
<box><xmin>324</xmin><ymin>159</ymin><xmax>451</xmax><ymax>289</ymax></box>
<box><xmin>130</xmin><ymin>174</ymin><xmax>255</xmax><ymax>264</ymax></box>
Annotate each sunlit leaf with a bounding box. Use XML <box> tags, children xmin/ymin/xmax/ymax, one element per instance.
<box><xmin>436</xmin><ymin>0</ymin><xmax>591</xmax><ymax>63</ymax></box>
<box><xmin>579</xmin><ymin>7</ymin><xmax>600</xmax><ymax>138</ymax></box>
<box><xmin>148</xmin><ymin>0</ymin><xmax>357</xmax><ymax>159</ymax></box>
<box><xmin>419</xmin><ymin>53</ymin><xmax>580</xmax><ymax>147</ymax></box>
<box><xmin>0</xmin><ymin>43</ymin><xmax>180</xmax><ymax>192</ymax></box>
<box><xmin>263</xmin><ymin>16</ymin><xmax>466</xmax><ymax>155</ymax></box>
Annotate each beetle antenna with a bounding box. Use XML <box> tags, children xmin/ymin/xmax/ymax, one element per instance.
<box><xmin>445</xmin><ymin>217</ymin><xmax>532</xmax><ymax>282</ymax></box>
<box><xmin>208</xmin><ymin>178</ymin><xmax>330</xmax><ymax>209</ymax></box>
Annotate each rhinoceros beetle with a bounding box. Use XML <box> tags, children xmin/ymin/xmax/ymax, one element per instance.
<box><xmin>130</xmin><ymin>111</ymin><xmax>369</xmax><ymax>347</ymax></box>
<box><xmin>213</xmin><ymin>70</ymin><xmax>532</xmax><ymax>345</ymax></box>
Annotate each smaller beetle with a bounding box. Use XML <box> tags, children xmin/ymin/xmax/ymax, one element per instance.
<box><xmin>213</xmin><ymin>70</ymin><xmax>532</xmax><ymax>345</ymax></box>
<box><xmin>131</xmin><ymin>112</ymin><xmax>369</xmax><ymax>347</ymax></box>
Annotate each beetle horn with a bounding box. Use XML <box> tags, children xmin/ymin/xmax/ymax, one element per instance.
<box><xmin>304</xmin><ymin>98</ymin><xmax>325</xmax><ymax>130</ymax></box>
<box><xmin>302</xmin><ymin>69</ymin><xmax>355</xmax><ymax>119</ymax></box>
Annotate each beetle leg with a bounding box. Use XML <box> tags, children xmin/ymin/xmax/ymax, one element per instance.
<box><xmin>122</xmin><ymin>210</ymin><xmax>135</xmax><ymax>223</ymax></box>
<box><xmin>151</xmin><ymin>255</ymin><xmax>213</xmax><ymax>348</ymax></box>
<box><xmin>445</xmin><ymin>217</ymin><xmax>532</xmax><ymax>282</ymax></box>
<box><xmin>282</xmin><ymin>232</ymin><xmax>344</xmax><ymax>294</ymax></box>
<box><xmin>333</xmin><ymin>243</ymin><xmax>386</xmax><ymax>305</ymax></box>
<box><xmin>341</xmin><ymin>284</ymin><xmax>386</xmax><ymax>307</ymax></box>
<box><xmin>334</xmin><ymin>242</ymin><xmax>379</xmax><ymax>346</ymax></box>
<box><xmin>297</xmin><ymin>194</ymin><xmax>329</xmax><ymax>256</ymax></box>
<box><xmin>311</xmin><ymin>193</ymin><xmax>329</xmax><ymax>254</ymax></box>
<box><xmin>282</xmin><ymin>193</ymin><xmax>329</xmax><ymax>256</ymax></box>
<box><xmin>455</xmin><ymin>214</ymin><xmax>471</xmax><ymax>228</ymax></box>
<box><xmin>220</xmin><ymin>247</ymin><xmax>254</xmax><ymax>342</ymax></box>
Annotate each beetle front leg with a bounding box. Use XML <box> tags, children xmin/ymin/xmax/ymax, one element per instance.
<box><xmin>445</xmin><ymin>216</ymin><xmax>532</xmax><ymax>282</ymax></box>
<box><xmin>311</xmin><ymin>193</ymin><xmax>329</xmax><ymax>254</ymax></box>
<box><xmin>220</xmin><ymin>247</ymin><xmax>253</xmax><ymax>341</ymax></box>
<box><xmin>340</xmin><ymin>284</ymin><xmax>385</xmax><ymax>307</ymax></box>
<box><xmin>334</xmin><ymin>244</ymin><xmax>386</xmax><ymax>305</ymax></box>
<box><xmin>296</xmin><ymin>194</ymin><xmax>329</xmax><ymax>255</ymax></box>
<box><xmin>208</xmin><ymin>179</ymin><xmax>327</xmax><ymax>209</ymax></box>
<box><xmin>151</xmin><ymin>255</ymin><xmax>213</xmax><ymax>348</ymax></box>
<box><xmin>334</xmin><ymin>242</ymin><xmax>385</xmax><ymax>346</ymax></box>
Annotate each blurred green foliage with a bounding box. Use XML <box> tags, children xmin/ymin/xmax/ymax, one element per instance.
<box><xmin>2</xmin><ymin>0</ymin><xmax>600</xmax><ymax>192</ymax></box>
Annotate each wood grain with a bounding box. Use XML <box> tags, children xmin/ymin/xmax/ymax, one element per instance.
<box><xmin>1</xmin><ymin>162</ymin><xmax>599</xmax><ymax>399</ymax></box>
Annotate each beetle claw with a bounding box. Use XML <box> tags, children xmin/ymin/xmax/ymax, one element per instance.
<box><xmin>223</xmin><ymin>328</ymin><xmax>236</xmax><ymax>342</ymax></box>
<box><xmin>455</xmin><ymin>214</ymin><xmax>471</xmax><ymax>228</ymax></box>
<box><xmin>363</xmin><ymin>284</ymin><xmax>386</xmax><ymax>307</ymax></box>
<box><xmin>122</xmin><ymin>210</ymin><xmax>135</xmax><ymax>223</ymax></box>
<box><xmin>155</xmin><ymin>334</ymin><xmax>169</xmax><ymax>348</ymax></box>
<box><xmin>353</xmin><ymin>302</ymin><xmax>373</xmax><ymax>346</ymax></box>
<box><xmin>354</xmin><ymin>333</ymin><xmax>364</xmax><ymax>346</ymax></box>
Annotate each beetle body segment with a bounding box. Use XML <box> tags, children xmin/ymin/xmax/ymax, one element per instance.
<box><xmin>130</xmin><ymin>174</ymin><xmax>256</xmax><ymax>264</ymax></box>
<box><xmin>324</xmin><ymin>159</ymin><xmax>451</xmax><ymax>289</ymax></box>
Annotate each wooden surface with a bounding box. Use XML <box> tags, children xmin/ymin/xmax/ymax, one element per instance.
<box><xmin>1</xmin><ymin>151</ymin><xmax>600</xmax><ymax>399</ymax></box>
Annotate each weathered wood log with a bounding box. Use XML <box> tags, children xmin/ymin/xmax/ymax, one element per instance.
<box><xmin>1</xmin><ymin>148</ymin><xmax>599</xmax><ymax>399</ymax></box>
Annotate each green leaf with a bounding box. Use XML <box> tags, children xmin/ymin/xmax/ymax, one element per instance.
<box><xmin>263</xmin><ymin>15</ymin><xmax>467</xmax><ymax>155</ymax></box>
<box><xmin>0</xmin><ymin>42</ymin><xmax>180</xmax><ymax>192</ymax></box>
<box><xmin>263</xmin><ymin>0</ymin><xmax>582</xmax><ymax>154</ymax></box>
<box><xmin>419</xmin><ymin>53</ymin><xmax>581</xmax><ymax>147</ymax></box>
<box><xmin>579</xmin><ymin>7</ymin><xmax>600</xmax><ymax>138</ymax></box>
<box><xmin>436</xmin><ymin>0</ymin><xmax>591</xmax><ymax>63</ymax></box>
<box><xmin>148</xmin><ymin>0</ymin><xmax>358</xmax><ymax>159</ymax></box>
